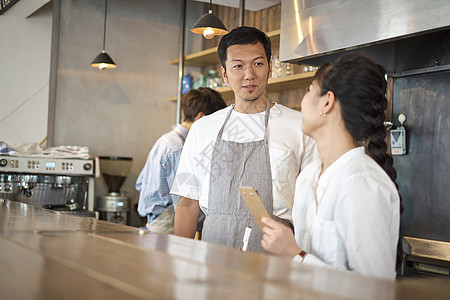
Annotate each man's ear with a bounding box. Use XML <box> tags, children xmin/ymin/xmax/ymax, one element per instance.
<box><xmin>194</xmin><ymin>112</ymin><xmax>206</xmax><ymax>121</ymax></box>
<box><xmin>221</xmin><ymin>66</ymin><xmax>228</xmax><ymax>83</ymax></box>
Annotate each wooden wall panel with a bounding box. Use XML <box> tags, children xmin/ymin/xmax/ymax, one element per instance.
<box><xmin>393</xmin><ymin>72</ymin><xmax>450</xmax><ymax>243</ymax></box>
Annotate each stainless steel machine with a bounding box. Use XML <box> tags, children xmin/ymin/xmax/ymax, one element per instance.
<box><xmin>95</xmin><ymin>156</ymin><xmax>132</xmax><ymax>225</ymax></box>
<box><xmin>0</xmin><ymin>155</ymin><xmax>95</xmax><ymax>216</ymax></box>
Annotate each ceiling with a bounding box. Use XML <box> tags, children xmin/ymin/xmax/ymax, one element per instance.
<box><xmin>2</xmin><ymin>0</ymin><xmax>51</xmax><ymax>18</ymax></box>
<box><xmin>193</xmin><ymin>0</ymin><xmax>281</xmax><ymax>11</ymax></box>
<box><xmin>3</xmin><ymin>0</ymin><xmax>282</xmax><ymax>17</ymax></box>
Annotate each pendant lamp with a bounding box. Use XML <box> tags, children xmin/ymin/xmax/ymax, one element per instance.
<box><xmin>90</xmin><ymin>0</ymin><xmax>117</xmax><ymax>70</ymax></box>
<box><xmin>191</xmin><ymin>0</ymin><xmax>228</xmax><ymax>39</ymax></box>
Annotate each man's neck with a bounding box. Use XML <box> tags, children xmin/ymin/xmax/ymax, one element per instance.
<box><xmin>180</xmin><ymin>121</ymin><xmax>193</xmax><ymax>131</ymax></box>
<box><xmin>234</xmin><ymin>96</ymin><xmax>272</xmax><ymax>114</ymax></box>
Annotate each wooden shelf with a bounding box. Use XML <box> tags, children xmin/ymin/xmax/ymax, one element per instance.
<box><xmin>170</xmin><ymin>29</ymin><xmax>280</xmax><ymax>67</ymax></box>
<box><xmin>168</xmin><ymin>71</ymin><xmax>315</xmax><ymax>102</ymax></box>
<box><xmin>266</xmin><ymin>71</ymin><xmax>315</xmax><ymax>93</ymax></box>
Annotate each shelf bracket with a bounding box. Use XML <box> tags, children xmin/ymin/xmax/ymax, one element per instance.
<box><xmin>239</xmin><ymin>0</ymin><xmax>245</xmax><ymax>26</ymax></box>
<box><xmin>176</xmin><ymin>0</ymin><xmax>187</xmax><ymax>125</ymax></box>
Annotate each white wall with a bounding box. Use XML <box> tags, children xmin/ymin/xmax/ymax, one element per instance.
<box><xmin>0</xmin><ymin>2</ymin><xmax>53</xmax><ymax>143</ymax></box>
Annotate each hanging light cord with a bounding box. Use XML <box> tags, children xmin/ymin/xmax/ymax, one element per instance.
<box><xmin>209</xmin><ymin>0</ymin><xmax>212</xmax><ymax>12</ymax></box>
<box><xmin>102</xmin><ymin>0</ymin><xmax>108</xmax><ymax>51</ymax></box>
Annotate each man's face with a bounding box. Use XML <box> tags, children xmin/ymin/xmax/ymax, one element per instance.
<box><xmin>222</xmin><ymin>42</ymin><xmax>272</xmax><ymax>103</ymax></box>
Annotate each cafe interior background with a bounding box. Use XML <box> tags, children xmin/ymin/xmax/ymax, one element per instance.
<box><xmin>1</xmin><ymin>0</ymin><xmax>449</xmax><ymax>277</ymax></box>
<box><xmin>1</xmin><ymin>0</ymin><xmax>296</xmax><ymax>227</ymax></box>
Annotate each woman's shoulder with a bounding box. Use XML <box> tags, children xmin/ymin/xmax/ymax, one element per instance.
<box><xmin>338</xmin><ymin>151</ymin><xmax>397</xmax><ymax>192</ymax></box>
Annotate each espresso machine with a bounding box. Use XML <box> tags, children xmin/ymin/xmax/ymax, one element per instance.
<box><xmin>0</xmin><ymin>155</ymin><xmax>96</xmax><ymax>216</ymax></box>
<box><xmin>95</xmin><ymin>156</ymin><xmax>132</xmax><ymax>225</ymax></box>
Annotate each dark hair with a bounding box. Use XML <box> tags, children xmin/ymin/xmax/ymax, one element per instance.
<box><xmin>218</xmin><ymin>26</ymin><xmax>271</xmax><ymax>71</ymax></box>
<box><xmin>314</xmin><ymin>54</ymin><xmax>404</xmax><ymax>268</ymax></box>
<box><xmin>181</xmin><ymin>87</ymin><xmax>227</xmax><ymax>122</ymax></box>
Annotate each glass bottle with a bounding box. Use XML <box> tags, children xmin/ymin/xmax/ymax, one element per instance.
<box><xmin>272</xmin><ymin>55</ymin><xmax>281</xmax><ymax>78</ymax></box>
<box><xmin>207</xmin><ymin>69</ymin><xmax>222</xmax><ymax>89</ymax></box>
<box><xmin>193</xmin><ymin>74</ymin><xmax>207</xmax><ymax>89</ymax></box>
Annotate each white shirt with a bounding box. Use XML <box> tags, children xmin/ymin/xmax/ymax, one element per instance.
<box><xmin>292</xmin><ymin>147</ymin><xmax>400</xmax><ymax>280</ymax></box>
<box><xmin>171</xmin><ymin>103</ymin><xmax>318</xmax><ymax>220</ymax></box>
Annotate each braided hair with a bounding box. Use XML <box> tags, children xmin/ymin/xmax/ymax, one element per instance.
<box><xmin>314</xmin><ymin>54</ymin><xmax>403</xmax><ymax>268</ymax></box>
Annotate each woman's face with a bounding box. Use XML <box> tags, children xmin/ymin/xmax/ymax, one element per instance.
<box><xmin>301</xmin><ymin>80</ymin><xmax>323</xmax><ymax>137</ymax></box>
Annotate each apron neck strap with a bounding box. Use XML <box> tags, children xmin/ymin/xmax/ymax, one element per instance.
<box><xmin>216</xmin><ymin>99</ymin><xmax>271</xmax><ymax>142</ymax></box>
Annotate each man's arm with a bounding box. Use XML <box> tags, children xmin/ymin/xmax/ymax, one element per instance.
<box><xmin>174</xmin><ymin>196</ymin><xmax>200</xmax><ymax>238</ymax></box>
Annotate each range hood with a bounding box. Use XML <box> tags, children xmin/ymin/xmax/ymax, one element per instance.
<box><xmin>280</xmin><ymin>0</ymin><xmax>450</xmax><ymax>74</ymax></box>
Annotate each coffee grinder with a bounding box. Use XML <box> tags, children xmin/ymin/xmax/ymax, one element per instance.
<box><xmin>96</xmin><ymin>156</ymin><xmax>132</xmax><ymax>225</ymax></box>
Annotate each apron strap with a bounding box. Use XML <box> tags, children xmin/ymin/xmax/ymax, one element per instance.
<box><xmin>216</xmin><ymin>99</ymin><xmax>271</xmax><ymax>142</ymax></box>
<box><xmin>216</xmin><ymin>105</ymin><xmax>235</xmax><ymax>142</ymax></box>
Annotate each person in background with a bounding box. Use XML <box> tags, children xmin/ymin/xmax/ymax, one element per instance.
<box><xmin>136</xmin><ymin>88</ymin><xmax>227</xmax><ymax>234</ymax></box>
<box><xmin>261</xmin><ymin>54</ymin><xmax>402</xmax><ymax>280</ymax></box>
<box><xmin>171</xmin><ymin>26</ymin><xmax>318</xmax><ymax>252</ymax></box>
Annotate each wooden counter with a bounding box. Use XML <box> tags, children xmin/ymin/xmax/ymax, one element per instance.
<box><xmin>1</xmin><ymin>199</ymin><xmax>449</xmax><ymax>299</ymax></box>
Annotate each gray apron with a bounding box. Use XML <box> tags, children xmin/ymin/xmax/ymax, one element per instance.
<box><xmin>202</xmin><ymin>100</ymin><xmax>273</xmax><ymax>253</ymax></box>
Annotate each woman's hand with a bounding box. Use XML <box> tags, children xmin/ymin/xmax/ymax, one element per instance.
<box><xmin>261</xmin><ymin>217</ymin><xmax>301</xmax><ymax>259</ymax></box>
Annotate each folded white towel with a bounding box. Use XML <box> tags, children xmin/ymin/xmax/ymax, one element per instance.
<box><xmin>0</xmin><ymin>141</ymin><xmax>90</xmax><ymax>159</ymax></box>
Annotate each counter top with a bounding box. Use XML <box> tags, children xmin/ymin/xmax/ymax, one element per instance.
<box><xmin>1</xmin><ymin>199</ymin><xmax>449</xmax><ymax>299</ymax></box>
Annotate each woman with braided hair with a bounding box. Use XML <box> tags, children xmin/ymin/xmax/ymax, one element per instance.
<box><xmin>261</xmin><ymin>54</ymin><xmax>401</xmax><ymax>280</ymax></box>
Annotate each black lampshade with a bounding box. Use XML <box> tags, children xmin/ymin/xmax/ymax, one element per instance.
<box><xmin>191</xmin><ymin>10</ymin><xmax>228</xmax><ymax>39</ymax></box>
<box><xmin>90</xmin><ymin>50</ymin><xmax>117</xmax><ymax>70</ymax></box>
<box><xmin>90</xmin><ymin>0</ymin><xmax>116</xmax><ymax>70</ymax></box>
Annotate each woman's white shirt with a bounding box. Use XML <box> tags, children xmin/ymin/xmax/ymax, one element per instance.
<box><xmin>292</xmin><ymin>147</ymin><xmax>400</xmax><ymax>280</ymax></box>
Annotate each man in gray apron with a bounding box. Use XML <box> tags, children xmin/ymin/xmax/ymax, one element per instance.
<box><xmin>201</xmin><ymin>100</ymin><xmax>273</xmax><ymax>252</ymax></box>
<box><xmin>171</xmin><ymin>27</ymin><xmax>317</xmax><ymax>252</ymax></box>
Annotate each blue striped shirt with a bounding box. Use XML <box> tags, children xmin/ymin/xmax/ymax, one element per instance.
<box><xmin>136</xmin><ymin>124</ymin><xmax>188</xmax><ymax>222</ymax></box>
